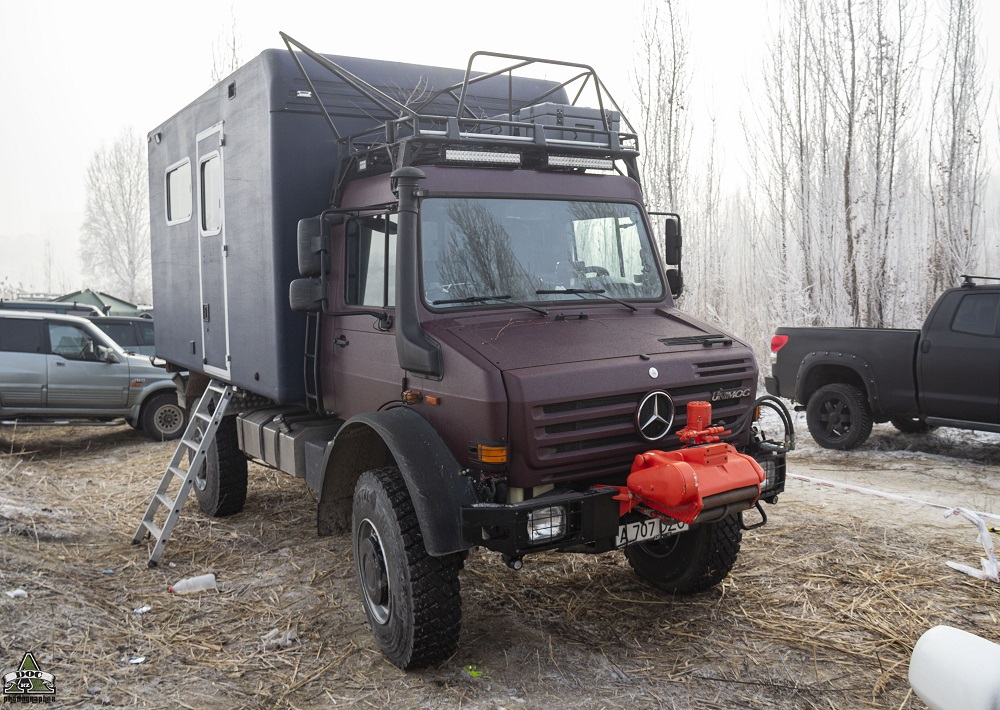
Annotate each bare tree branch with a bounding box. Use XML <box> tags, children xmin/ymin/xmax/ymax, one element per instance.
<box><xmin>79</xmin><ymin>127</ymin><xmax>150</xmax><ymax>303</ymax></box>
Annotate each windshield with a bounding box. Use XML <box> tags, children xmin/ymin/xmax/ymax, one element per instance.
<box><xmin>420</xmin><ymin>198</ymin><xmax>663</xmax><ymax>307</ymax></box>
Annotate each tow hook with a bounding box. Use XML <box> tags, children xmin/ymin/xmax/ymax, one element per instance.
<box><xmin>739</xmin><ymin>501</ymin><xmax>769</xmax><ymax>531</ymax></box>
<box><xmin>502</xmin><ymin>554</ymin><xmax>523</xmax><ymax>570</ymax></box>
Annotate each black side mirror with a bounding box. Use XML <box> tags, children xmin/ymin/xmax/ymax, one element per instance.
<box><xmin>662</xmin><ymin>214</ymin><xmax>683</xmax><ymax>299</ymax></box>
<box><xmin>289</xmin><ymin>277</ymin><xmax>326</xmax><ymax>313</ymax></box>
<box><xmin>296</xmin><ymin>213</ymin><xmax>343</xmax><ymax>278</ymax></box>
<box><xmin>666</xmin><ymin>268</ymin><xmax>684</xmax><ymax>299</ymax></box>
<box><xmin>664</xmin><ymin>214</ymin><xmax>682</xmax><ymax>266</ymax></box>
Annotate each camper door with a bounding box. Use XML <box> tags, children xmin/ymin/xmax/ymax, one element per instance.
<box><xmin>196</xmin><ymin>123</ymin><xmax>231</xmax><ymax>378</ymax></box>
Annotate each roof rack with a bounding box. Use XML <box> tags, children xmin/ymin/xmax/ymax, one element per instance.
<box><xmin>279</xmin><ymin>33</ymin><xmax>640</xmax><ymax>206</ymax></box>
<box><xmin>960</xmin><ymin>275</ymin><xmax>1000</xmax><ymax>287</ymax></box>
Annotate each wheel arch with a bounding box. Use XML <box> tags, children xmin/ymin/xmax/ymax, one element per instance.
<box><xmin>316</xmin><ymin>407</ymin><xmax>478</xmax><ymax>556</ymax></box>
<box><xmin>134</xmin><ymin>383</ymin><xmax>183</xmax><ymax>421</ymax></box>
<box><xmin>796</xmin><ymin>353</ymin><xmax>884</xmax><ymax>418</ymax></box>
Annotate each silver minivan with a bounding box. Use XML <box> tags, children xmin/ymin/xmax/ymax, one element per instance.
<box><xmin>0</xmin><ymin>311</ymin><xmax>185</xmax><ymax>440</ymax></box>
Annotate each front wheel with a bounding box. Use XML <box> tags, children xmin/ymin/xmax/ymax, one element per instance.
<box><xmin>141</xmin><ymin>391</ymin><xmax>186</xmax><ymax>441</ymax></box>
<box><xmin>352</xmin><ymin>467</ymin><xmax>462</xmax><ymax>669</ymax></box>
<box><xmin>625</xmin><ymin>515</ymin><xmax>743</xmax><ymax>594</ymax></box>
<box><xmin>806</xmin><ymin>383</ymin><xmax>873</xmax><ymax>450</ymax></box>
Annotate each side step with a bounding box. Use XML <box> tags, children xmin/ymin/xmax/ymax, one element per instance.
<box><xmin>131</xmin><ymin>380</ymin><xmax>233</xmax><ymax>567</ymax></box>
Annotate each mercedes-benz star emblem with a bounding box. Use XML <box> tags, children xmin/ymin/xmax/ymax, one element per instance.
<box><xmin>635</xmin><ymin>390</ymin><xmax>675</xmax><ymax>441</ymax></box>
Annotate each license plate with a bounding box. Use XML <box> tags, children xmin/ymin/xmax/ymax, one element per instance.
<box><xmin>615</xmin><ymin>518</ymin><xmax>687</xmax><ymax>548</ymax></box>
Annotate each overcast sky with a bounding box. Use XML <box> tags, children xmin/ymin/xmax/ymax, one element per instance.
<box><xmin>0</xmin><ymin>1</ymin><xmax>995</xmax><ymax>296</ymax></box>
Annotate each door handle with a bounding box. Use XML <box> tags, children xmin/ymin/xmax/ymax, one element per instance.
<box><xmin>55</xmin><ymin>361</ymin><xmax>66</xmax><ymax>366</ymax></box>
<box><xmin>921</xmin><ymin>340</ymin><xmax>931</xmax><ymax>354</ymax></box>
<box><xmin>333</xmin><ymin>336</ymin><xmax>350</xmax><ymax>348</ymax></box>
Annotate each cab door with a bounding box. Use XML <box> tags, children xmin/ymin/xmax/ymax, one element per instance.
<box><xmin>918</xmin><ymin>290</ymin><xmax>1000</xmax><ymax>423</ymax></box>
<box><xmin>45</xmin><ymin>321</ymin><xmax>128</xmax><ymax>410</ymax></box>
<box><xmin>196</xmin><ymin>122</ymin><xmax>231</xmax><ymax>379</ymax></box>
<box><xmin>326</xmin><ymin>214</ymin><xmax>400</xmax><ymax>416</ymax></box>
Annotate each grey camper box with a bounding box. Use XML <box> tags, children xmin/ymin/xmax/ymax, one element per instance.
<box><xmin>148</xmin><ymin>49</ymin><xmax>563</xmax><ymax>403</ymax></box>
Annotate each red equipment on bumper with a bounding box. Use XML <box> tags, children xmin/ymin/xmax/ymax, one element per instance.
<box><xmin>614</xmin><ymin>401</ymin><xmax>765</xmax><ymax>525</ymax></box>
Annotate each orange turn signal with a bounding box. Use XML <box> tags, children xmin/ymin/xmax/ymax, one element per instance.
<box><xmin>476</xmin><ymin>443</ymin><xmax>508</xmax><ymax>465</ymax></box>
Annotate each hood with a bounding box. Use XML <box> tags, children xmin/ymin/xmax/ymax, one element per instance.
<box><xmin>444</xmin><ymin>307</ymin><xmax>739</xmax><ymax>371</ymax></box>
<box><xmin>124</xmin><ymin>353</ymin><xmax>172</xmax><ymax>379</ymax></box>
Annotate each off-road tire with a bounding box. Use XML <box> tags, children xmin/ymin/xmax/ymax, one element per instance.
<box><xmin>890</xmin><ymin>416</ymin><xmax>933</xmax><ymax>434</ymax></box>
<box><xmin>192</xmin><ymin>415</ymin><xmax>247</xmax><ymax>517</ymax></box>
<box><xmin>352</xmin><ymin>467</ymin><xmax>462</xmax><ymax>669</ymax></box>
<box><xmin>625</xmin><ymin>515</ymin><xmax>743</xmax><ymax>594</ymax></box>
<box><xmin>806</xmin><ymin>383</ymin><xmax>874</xmax><ymax>450</ymax></box>
<box><xmin>141</xmin><ymin>391</ymin><xmax>186</xmax><ymax>441</ymax></box>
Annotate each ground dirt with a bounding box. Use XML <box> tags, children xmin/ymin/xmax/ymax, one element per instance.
<box><xmin>1</xmin><ymin>415</ymin><xmax>999</xmax><ymax>709</ymax></box>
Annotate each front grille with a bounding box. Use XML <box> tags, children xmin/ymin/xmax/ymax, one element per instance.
<box><xmin>542</xmin><ymin>393</ymin><xmax>638</xmax><ymax>414</ymax></box>
<box><xmin>694</xmin><ymin>358</ymin><xmax>754</xmax><ymax>378</ymax></box>
<box><xmin>531</xmin><ymin>383</ymin><xmax>753</xmax><ymax>464</ymax></box>
<box><xmin>545</xmin><ymin>413</ymin><xmax>633</xmax><ymax>434</ymax></box>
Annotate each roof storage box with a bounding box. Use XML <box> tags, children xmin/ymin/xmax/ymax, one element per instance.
<box><xmin>516</xmin><ymin>102</ymin><xmax>620</xmax><ymax>142</ymax></box>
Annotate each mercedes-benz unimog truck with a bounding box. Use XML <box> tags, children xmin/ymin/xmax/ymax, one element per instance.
<box><xmin>146</xmin><ymin>34</ymin><xmax>790</xmax><ymax>669</ymax></box>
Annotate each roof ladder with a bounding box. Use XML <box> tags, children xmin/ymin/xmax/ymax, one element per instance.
<box><xmin>132</xmin><ymin>380</ymin><xmax>233</xmax><ymax>566</ymax></box>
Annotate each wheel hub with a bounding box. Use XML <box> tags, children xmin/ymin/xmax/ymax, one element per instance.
<box><xmin>357</xmin><ymin>521</ymin><xmax>390</xmax><ymax>625</ymax></box>
<box><xmin>156</xmin><ymin>405</ymin><xmax>184</xmax><ymax>436</ymax></box>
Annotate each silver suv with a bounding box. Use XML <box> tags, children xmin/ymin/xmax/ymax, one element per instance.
<box><xmin>0</xmin><ymin>311</ymin><xmax>185</xmax><ymax>440</ymax></box>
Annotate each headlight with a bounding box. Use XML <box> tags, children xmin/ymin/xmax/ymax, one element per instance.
<box><xmin>526</xmin><ymin>505</ymin><xmax>567</xmax><ymax>543</ymax></box>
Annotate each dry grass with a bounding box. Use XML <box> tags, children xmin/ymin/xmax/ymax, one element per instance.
<box><xmin>1</xmin><ymin>423</ymin><xmax>998</xmax><ymax>708</ymax></box>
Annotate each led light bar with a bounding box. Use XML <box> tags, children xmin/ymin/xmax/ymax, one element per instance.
<box><xmin>547</xmin><ymin>155</ymin><xmax>614</xmax><ymax>170</ymax></box>
<box><xmin>444</xmin><ymin>149</ymin><xmax>521</xmax><ymax>165</ymax></box>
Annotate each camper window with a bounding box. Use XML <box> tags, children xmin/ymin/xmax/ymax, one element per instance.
<box><xmin>165</xmin><ymin>159</ymin><xmax>192</xmax><ymax>224</ymax></box>
<box><xmin>200</xmin><ymin>154</ymin><xmax>222</xmax><ymax>233</ymax></box>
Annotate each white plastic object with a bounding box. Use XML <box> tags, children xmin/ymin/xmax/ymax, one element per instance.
<box><xmin>168</xmin><ymin>573</ymin><xmax>217</xmax><ymax>594</ymax></box>
<box><xmin>909</xmin><ymin>625</ymin><xmax>1000</xmax><ymax>710</ymax></box>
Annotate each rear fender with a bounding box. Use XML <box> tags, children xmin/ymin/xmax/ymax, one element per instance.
<box><xmin>796</xmin><ymin>353</ymin><xmax>882</xmax><ymax>417</ymax></box>
<box><xmin>316</xmin><ymin>406</ymin><xmax>478</xmax><ymax>556</ymax></box>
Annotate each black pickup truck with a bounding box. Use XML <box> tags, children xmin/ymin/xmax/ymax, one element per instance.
<box><xmin>766</xmin><ymin>276</ymin><xmax>1000</xmax><ymax>449</ymax></box>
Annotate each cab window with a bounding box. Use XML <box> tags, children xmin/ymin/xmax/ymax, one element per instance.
<box><xmin>951</xmin><ymin>293</ymin><xmax>999</xmax><ymax>337</ymax></box>
<box><xmin>48</xmin><ymin>323</ymin><xmax>102</xmax><ymax>361</ymax></box>
<box><xmin>0</xmin><ymin>319</ymin><xmax>45</xmax><ymax>353</ymax></box>
<box><xmin>346</xmin><ymin>214</ymin><xmax>397</xmax><ymax>308</ymax></box>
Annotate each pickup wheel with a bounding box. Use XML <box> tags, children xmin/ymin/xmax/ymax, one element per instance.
<box><xmin>192</xmin><ymin>415</ymin><xmax>248</xmax><ymax>517</ymax></box>
<box><xmin>625</xmin><ymin>515</ymin><xmax>742</xmax><ymax>594</ymax></box>
<box><xmin>890</xmin><ymin>417</ymin><xmax>934</xmax><ymax>434</ymax></box>
<box><xmin>140</xmin><ymin>391</ymin><xmax>186</xmax><ymax>441</ymax></box>
<box><xmin>806</xmin><ymin>383</ymin><xmax>873</xmax><ymax>450</ymax></box>
<box><xmin>352</xmin><ymin>467</ymin><xmax>462</xmax><ymax>669</ymax></box>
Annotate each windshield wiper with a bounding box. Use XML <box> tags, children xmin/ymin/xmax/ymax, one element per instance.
<box><xmin>535</xmin><ymin>288</ymin><xmax>638</xmax><ymax>313</ymax></box>
<box><xmin>432</xmin><ymin>293</ymin><xmax>548</xmax><ymax>316</ymax></box>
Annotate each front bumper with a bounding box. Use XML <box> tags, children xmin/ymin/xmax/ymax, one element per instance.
<box><xmin>461</xmin><ymin>449</ymin><xmax>786</xmax><ymax>558</ymax></box>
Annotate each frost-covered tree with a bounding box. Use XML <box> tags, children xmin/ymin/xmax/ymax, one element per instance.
<box><xmin>79</xmin><ymin>128</ymin><xmax>150</xmax><ymax>304</ymax></box>
<box><xmin>752</xmin><ymin>0</ymin><xmax>924</xmax><ymax>328</ymax></box>
<box><xmin>927</xmin><ymin>0</ymin><xmax>990</xmax><ymax>301</ymax></box>
<box><xmin>635</xmin><ymin>0</ymin><xmax>691</xmax><ymax>213</ymax></box>
<box><xmin>210</xmin><ymin>7</ymin><xmax>244</xmax><ymax>84</ymax></box>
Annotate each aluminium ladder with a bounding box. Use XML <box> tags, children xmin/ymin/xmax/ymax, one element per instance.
<box><xmin>132</xmin><ymin>380</ymin><xmax>233</xmax><ymax>566</ymax></box>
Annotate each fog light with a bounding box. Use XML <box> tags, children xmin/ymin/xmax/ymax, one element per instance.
<box><xmin>526</xmin><ymin>505</ymin><xmax>566</xmax><ymax>543</ymax></box>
